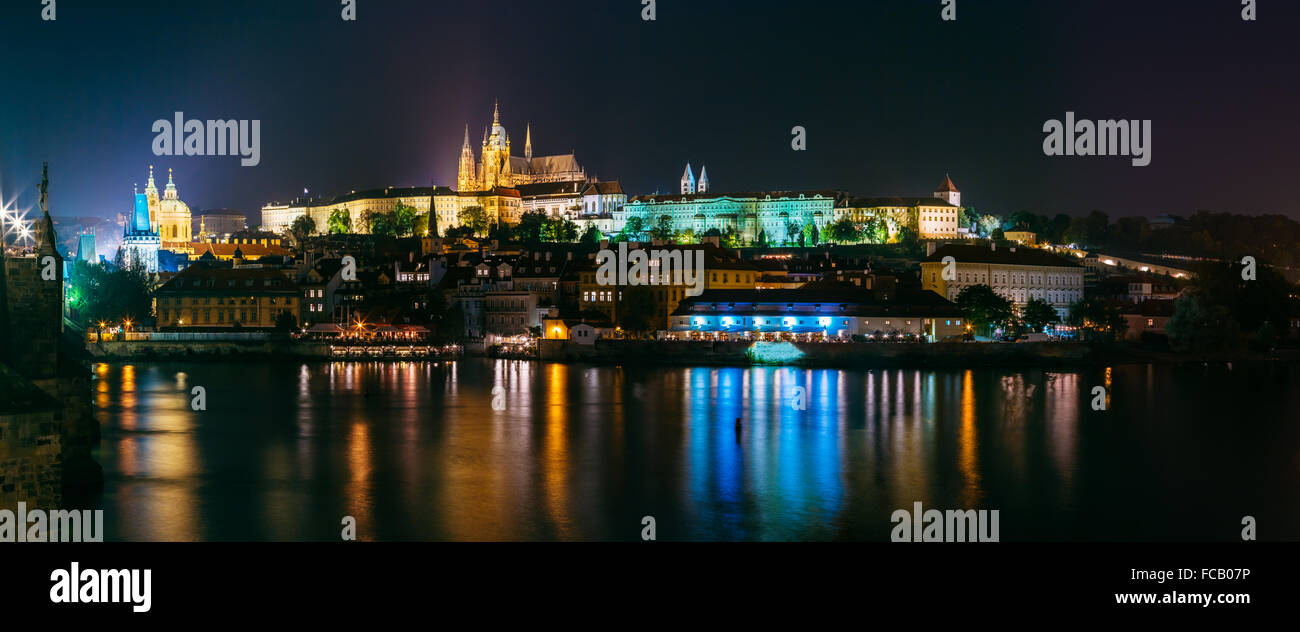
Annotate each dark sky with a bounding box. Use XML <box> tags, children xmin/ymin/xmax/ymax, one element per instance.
<box><xmin>1</xmin><ymin>0</ymin><xmax>1297</xmax><ymax>225</ymax></box>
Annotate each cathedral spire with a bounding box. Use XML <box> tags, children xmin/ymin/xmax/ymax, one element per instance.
<box><xmin>462</xmin><ymin>124</ymin><xmax>471</xmax><ymax>149</ymax></box>
<box><xmin>493</xmin><ymin>99</ymin><xmax>500</xmax><ymax>126</ymax></box>
<box><xmin>698</xmin><ymin>166</ymin><xmax>709</xmax><ymax>194</ymax></box>
<box><xmin>525</xmin><ymin>123</ymin><xmax>532</xmax><ymax>161</ymax></box>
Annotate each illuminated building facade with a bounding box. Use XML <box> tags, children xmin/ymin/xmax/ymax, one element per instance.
<box><xmin>154</xmin><ymin>266</ymin><xmax>301</xmax><ymax>330</ymax></box>
<box><xmin>921</xmin><ymin>243</ymin><xmax>1085</xmax><ymax>319</ymax></box>
<box><xmin>457</xmin><ymin>102</ymin><xmax>586</xmax><ymax>192</ymax></box>
<box><xmin>669</xmin><ymin>289</ymin><xmax>967</xmax><ymax>341</ymax></box>
<box><xmin>619</xmin><ymin>191</ymin><xmax>837</xmax><ymax>243</ymax></box>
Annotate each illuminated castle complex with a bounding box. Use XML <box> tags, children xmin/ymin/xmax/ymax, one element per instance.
<box><xmin>457</xmin><ymin>101</ymin><xmax>586</xmax><ymax>192</ymax></box>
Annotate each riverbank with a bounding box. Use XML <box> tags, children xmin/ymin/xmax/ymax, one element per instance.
<box><xmin>83</xmin><ymin>337</ymin><xmax>1294</xmax><ymax>368</ymax></box>
<box><xmin>537</xmin><ymin>339</ymin><xmax>1291</xmax><ymax>368</ymax></box>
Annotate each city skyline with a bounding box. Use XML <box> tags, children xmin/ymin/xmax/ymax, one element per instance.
<box><xmin>2</xmin><ymin>0</ymin><xmax>1298</xmax><ymax>223</ymax></box>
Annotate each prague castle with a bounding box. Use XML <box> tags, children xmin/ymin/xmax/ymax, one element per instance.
<box><xmin>457</xmin><ymin>101</ymin><xmax>586</xmax><ymax>192</ymax></box>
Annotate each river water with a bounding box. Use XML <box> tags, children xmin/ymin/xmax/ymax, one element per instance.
<box><xmin>88</xmin><ymin>359</ymin><xmax>1300</xmax><ymax>541</ymax></box>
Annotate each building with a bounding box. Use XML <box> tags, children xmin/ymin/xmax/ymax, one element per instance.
<box><xmin>457</xmin><ymin>102</ymin><xmax>586</xmax><ymax>192</ymax></box>
<box><xmin>144</xmin><ymin>167</ymin><xmax>194</xmax><ymax>251</ymax></box>
<box><xmin>120</xmin><ymin>192</ymin><xmax>161</xmax><ymax>274</ymax></box>
<box><xmin>668</xmin><ymin>288</ymin><xmax>967</xmax><ymax>341</ymax></box>
<box><xmin>189</xmin><ymin>242</ymin><xmax>293</xmax><ymax>262</ymax></box>
<box><xmin>542</xmin><ymin>311</ymin><xmax>615</xmax><ymax>345</ymax></box>
<box><xmin>620</xmin><ymin>190</ymin><xmax>837</xmax><ymax>244</ymax></box>
<box><xmin>834</xmin><ymin>195</ymin><xmax>963</xmax><ymax>241</ymax></box>
<box><xmin>262</xmin><ymin>187</ymin><xmax>443</xmax><ymax>235</ymax></box>
<box><xmin>921</xmin><ymin>243</ymin><xmax>1085</xmax><ymax>319</ymax></box>
<box><xmin>934</xmin><ymin>174</ymin><xmax>961</xmax><ymax>208</ymax></box>
<box><xmin>1004</xmin><ymin>230</ymin><xmax>1037</xmax><ymax>245</ymax></box>
<box><xmin>194</xmin><ymin>209</ymin><xmax>248</xmax><ymax>239</ymax></box>
<box><xmin>576</xmin><ymin>244</ymin><xmax>761</xmax><ymax>330</ymax></box>
<box><xmin>154</xmin><ymin>265</ymin><xmax>301</xmax><ymax>330</ymax></box>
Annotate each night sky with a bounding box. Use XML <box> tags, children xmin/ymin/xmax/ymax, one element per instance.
<box><xmin>1</xmin><ymin>0</ymin><xmax>1296</xmax><ymax>225</ymax></box>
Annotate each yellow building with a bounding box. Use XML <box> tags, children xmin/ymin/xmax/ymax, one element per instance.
<box><xmin>1004</xmin><ymin>230</ymin><xmax>1037</xmax><ymax>245</ymax></box>
<box><xmin>433</xmin><ymin>187</ymin><xmax>523</xmax><ymax>235</ymax></box>
<box><xmin>261</xmin><ymin>187</ymin><xmax>442</xmax><ymax>235</ymax></box>
<box><xmin>576</xmin><ymin>245</ymin><xmax>760</xmax><ymax>330</ymax></box>
<box><xmin>921</xmin><ymin>243</ymin><xmax>1085</xmax><ymax>319</ymax></box>
<box><xmin>141</xmin><ymin>166</ymin><xmax>194</xmax><ymax>251</ymax></box>
<box><xmin>154</xmin><ymin>266</ymin><xmax>301</xmax><ymax>330</ymax></box>
<box><xmin>458</xmin><ymin>101</ymin><xmax>586</xmax><ymax>192</ymax></box>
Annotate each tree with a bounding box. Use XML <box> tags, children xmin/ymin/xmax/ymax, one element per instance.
<box><xmin>274</xmin><ymin>310</ymin><xmax>298</xmax><ymax>332</ymax></box>
<box><xmin>803</xmin><ymin>221</ymin><xmax>819</xmax><ymax>246</ymax></box>
<box><xmin>1021</xmin><ymin>298</ymin><xmax>1060</xmax><ymax>332</ymax></box>
<box><xmin>650</xmin><ymin>215</ymin><xmax>674</xmax><ymax>241</ymax></box>
<box><xmin>327</xmin><ymin>208</ymin><xmax>352</xmax><ymax>234</ymax></box>
<box><xmin>458</xmin><ymin>205</ymin><xmax>489</xmax><ymax>236</ymax></box>
<box><xmin>1166</xmin><ymin>293</ymin><xmax>1241</xmax><ymax>354</ymax></box>
<box><xmin>616</xmin><ymin>216</ymin><xmax>645</xmax><ymax>242</ymax></box>
<box><xmin>392</xmin><ymin>202</ymin><xmax>417</xmax><ymax>237</ymax></box>
<box><xmin>1067</xmin><ymin>298</ymin><xmax>1129</xmax><ymax>342</ymax></box>
<box><xmin>364</xmin><ymin>210</ymin><xmax>395</xmax><ymax>237</ymax></box>
<box><xmin>955</xmin><ymin>285</ymin><xmax>1015</xmax><ymax>337</ymax></box>
<box><xmin>896</xmin><ymin>226</ymin><xmax>921</xmax><ymax>257</ymax></box>
<box><xmin>413</xmin><ymin>213</ymin><xmax>431</xmax><ymax>237</ymax></box>
<box><xmin>289</xmin><ymin>214</ymin><xmax>317</xmax><ymax>246</ymax></box>
<box><xmin>579</xmin><ymin>224</ymin><xmax>602</xmax><ymax>247</ymax></box>
<box><xmin>826</xmin><ymin>218</ymin><xmax>860</xmax><ymax>244</ymax></box>
<box><xmin>785</xmin><ymin>221</ymin><xmax>801</xmax><ymax>246</ymax></box>
<box><xmin>70</xmin><ymin>260</ymin><xmax>152</xmax><ymax>328</ymax></box>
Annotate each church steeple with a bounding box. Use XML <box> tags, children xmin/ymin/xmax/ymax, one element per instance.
<box><xmin>681</xmin><ymin>163</ymin><xmax>696</xmax><ymax>195</ymax></box>
<box><xmin>697</xmin><ymin>166</ymin><xmax>709</xmax><ymax>194</ymax></box>
<box><xmin>493</xmin><ymin>99</ymin><xmax>500</xmax><ymax>126</ymax></box>
<box><xmin>164</xmin><ymin>167</ymin><xmax>178</xmax><ymax>199</ymax></box>
<box><xmin>525</xmin><ymin>123</ymin><xmax>532</xmax><ymax>162</ymax></box>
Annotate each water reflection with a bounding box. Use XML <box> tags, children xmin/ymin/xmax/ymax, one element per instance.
<box><xmin>89</xmin><ymin>360</ymin><xmax>1300</xmax><ymax>541</ymax></box>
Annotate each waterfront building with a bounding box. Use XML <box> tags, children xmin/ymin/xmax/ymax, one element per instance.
<box><xmin>668</xmin><ymin>288</ymin><xmax>967</xmax><ymax>341</ymax></box>
<box><xmin>542</xmin><ymin>311</ymin><xmax>614</xmax><ymax>344</ymax></box>
<box><xmin>921</xmin><ymin>243</ymin><xmax>1085</xmax><ymax>319</ymax></box>
<box><xmin>154</xmin><ymin>265</ymin><xmax>301</xmax><ymax>330</ymax></box>
<box><xmin>457</xmin><ymin>102</ymin><xmax>586</xmax><ymax>192</ymax></box>
<box><xmin>575</xmin><ymin>244</ymin><xmax>760</xmax><ymax>330</ymax></box>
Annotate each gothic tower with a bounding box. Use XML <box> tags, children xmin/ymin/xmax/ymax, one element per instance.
<box><xmin>525</xmin><ymin>123</ymin><xmax>533</xmax><ymax>162</ymax></box>
<box><xmin>144</xmin><ymin>165</ymin><xmax>160</xmax><ymax>230</ymax></box>
<box><xmin>681</xmin><ymin>163</ymin><xmax>696</xmax><ymax>195</ymax></box>
<box><xmin>457</xmin><ymin>125</ymin><xmax>477</xmax><ymax>192</ymax></box>
<box><xmin>697</xmin><ymin>166</ymin><xmax>710</xmax><ymax>194</ymax></box>
<box><xmin>480</xmin><ymin>101</ymin><xmax>512</xmax><ymax>190</ymax></box>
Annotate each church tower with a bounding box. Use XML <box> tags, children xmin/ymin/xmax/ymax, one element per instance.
<box><xmin>480</xmin><ymin>101</ymin><xmax>512</xmax><ymax>190</ymax></box>
<box><xmin>934</xmin><ymin>174</ymin><xmax>961</xmax><ymax>207</ymax></box>
<box><xmin>697</xmin><ymin>166</ymin><xmax>709</xmax><ymax>194</ymax></box>
<box><xmin>681</xmin><ymin>163</ymin><xmax>696</xmax><ymax>195</ymax></box>
<box><xmin>525</xmin><ymin>123</ymin><xmax>533</xmax><ymax>162</ymax></box>
<box><xmin>457</xmin><ymin>125</ymin><xmax>478</xmax><ymax>192</ymax></box>
<box><xmin>144</xmin><ymin>165</ymin><xmax>160</xmax><ymax>230</ymax></box>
